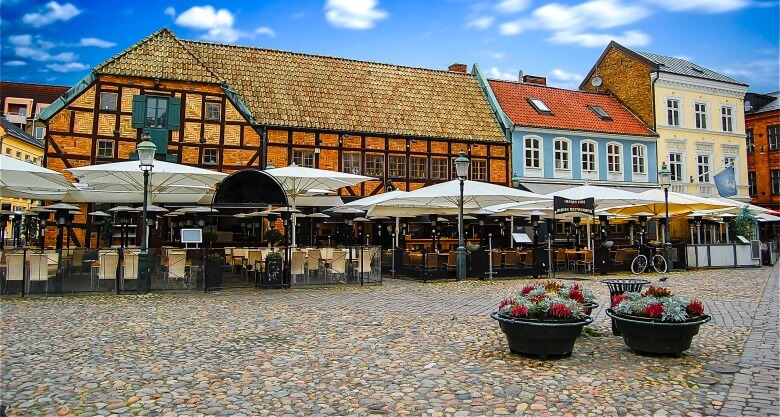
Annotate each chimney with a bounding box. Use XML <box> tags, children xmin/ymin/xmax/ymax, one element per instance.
<box><xmin>522</xmin><ymin>75</ymin><xmax>547</xmax><ymax>86</ymax></box>
<box><xmin>448</xmin><ymin>63</ymin><xmax>467</xmax><ymax>73</ymax></box>
<box><xmin>518</xmin><ymin>70</ymin><xmax>524</xmax><ymax>81</ymax></box>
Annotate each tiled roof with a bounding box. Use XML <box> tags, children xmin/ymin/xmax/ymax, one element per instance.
<box><xmin>634</xmin><ymin>51</ymin><xmax>747</xmax><ymax>86</ymax></box>
<box><xmin>92</xmin><ymin>28</ymin><xmax>505</xmax><ymax>142</ymax></box>
<box><xmin>488</xmin><ymin>80</ymin><xmax>657</xmax><ymax>137</ymax></box>
<box><xmin>0</xmin><ymin>81</ymin><xmax>69</xmax><ymax>106</ymax></box>
<box><xmin>0</xmin><ymin>118</ymin><xmax>44</xmax><ymax>148</ymax></box>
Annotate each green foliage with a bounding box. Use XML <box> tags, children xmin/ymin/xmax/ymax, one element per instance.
<box><xmin>733</xmin><ymin>206</ymin><xmax>758</xmax><ymax>239</ymax></box>
<box><xmin>203</xmin><ymin>228</ymin><xmax>219</xmax><ymax>243</ymax></box>
<box><xmin>265</xmin><ymin>228</ymin><xmax>283</xmax><ymax>245</ymax></box>
<box><xmin>266</xmin><ymin>251</ymin><xmax>282</xmax><ymax>260</ymax></box>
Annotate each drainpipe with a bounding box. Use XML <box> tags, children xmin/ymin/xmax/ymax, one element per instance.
<box><xmin>650</xmin><ymin>69</ymin><xmax>659</xmax><ymax>132</ymax></box>
<box><xmin>261</xmin><ymin>125</ymin><xmax>268</xmax><ymax>170</ymax></box>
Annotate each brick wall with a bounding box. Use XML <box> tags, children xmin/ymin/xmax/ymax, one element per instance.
<box><xmin>746</xmin><ymin>109</ymin><xmax>780</xmax><ymax>209</ymax></box>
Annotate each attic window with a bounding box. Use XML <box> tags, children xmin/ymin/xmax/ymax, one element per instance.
<box><xmin>588</xmin><ymin>105</ymin><xmax>613</xmax><ymax>121</ymax></box>
<box><xmin>528</xmin><ymin>98</ymin><xmax>552</xmax><ymax>115</ymax></box>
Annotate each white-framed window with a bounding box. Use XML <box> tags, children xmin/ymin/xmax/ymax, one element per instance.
<box><xmin>203</xmin><ymin>148</ymin><xmax>218</xmax><ymax>165</ymax></box>
<box><xmin>343</xmin><ymin>153</ymin><xmax>360</xmax><ymax>174</ymax></box>
<box><xmin>553</xmin><ymin>138</ymin><xmax>571</xmax><ymax>178</ymax></box>
<box><xmin>523</xmin><ymin>135</ymin><xmax>542</xmax><ymax>177</ymax></box>
<box><xmin>34</xmin><ymin>126</ymin><xmax>45</xmax><ymax>139</ymax></box>
<box><xmin>721</xmin><ymin>105</ymin><xmax>734</xmax><ymax>132</ymax></box>
<box><xmin>606</xmin><ymin>142</ymin><xmax>622</xmax><ymax>180</ymax></box>
<box><xmin>669</xmin><ymin>152</ymin><xmax>684</xmax><ymax>182</ymax></box>
<box><xmin>666</xmin><ymin>98</ymin><xmax>681</xmax><ymax>126</ymax></box>
<box><xmin>724</xmin><ymin>156</ymin><xmax>738</xmax><ymax>185</ymax></box>
<box><xmin>471</xmin><ymin>159</ymin><xmax>487</xmax><ymax>181</ymax></box>
<box><xmin>205</xmin><ymin>102</ymin><xmax>221</xmax><ymax>121</ymax></box>
<box><xmin>694</xmin><ymin>102</ymin><xmax>708</xmax><ymax>130</ymax></box>
<box><xmin>581</xmin><ymin>140</ymin><xmax>598</xmax><ymax>180</ymax></box>
<box><xmin>99</xmin><ymin>92</ymin><xmax>117</xmax><ymax>111</ymax></box>
<box><xmin>431</xmin><ymin>158</ymin><xmax>448</xmax><ymax>180</ymax></box>
<box><xmin>697</xmin><ymin>154</ymin><xmax>712</xmax><ymax>183</ymax></box>
<box><xmin>96</xmin><ymin>139</ymin><xmax>114</xmax><ymax>159</ymax></box>
<box><xmin>631</xmin><ymin>144</ymin><xmax>647</xmax><ymax>181</ymax></box>
<box><xmin>292</xmin><ymin>150</ymin><xmax>315</xmax><ymax>168</ymax></box>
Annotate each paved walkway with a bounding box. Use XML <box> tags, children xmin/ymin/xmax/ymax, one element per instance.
<box><xmin>1</xmin><ymin>266</ymin><xmax>778</xmax><ymax>416</ymax></box>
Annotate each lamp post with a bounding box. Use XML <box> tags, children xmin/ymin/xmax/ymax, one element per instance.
<box><xmin>658</xmin><ymin>162</ymin><xmax>672</xmax><ymax>271</ymax></box>
<box><xmin>136</xmin><ymin>135</ymin><xmax>157</xmax><ymax>294</ymax></box>
<box><xmin>454</xmin><ymin>151</ymin><xmax>470</xmax><ymax>281</ymax></box>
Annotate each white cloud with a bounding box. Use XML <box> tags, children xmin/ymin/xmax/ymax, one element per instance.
<box><xmin>47</xmin><ymin>62</ymin><xmax>89</xmax><ymax>72</ymax></box>
<box><xmin>78</xmin><ymin>37</ymin><xmax>116</xmax><ymax>48</ymax></box>
<box><xmin>644</xmin><ymin>0</ymin><xmax>751</xmax><ymax>13</ymax></box>
<box><xmin>325</xmin><ymin>0</ymin><xmax>388</xmax><ymax>29</ymax></box>
<box><xmin>486</xmin><ymin>67</ymin><xmax>516</xmax><ymax>80</ymax></box>
<box><xmin>490</xmin><ymin>51</ymin><xmax>505</xmax><ymax>59</ymax></box>
<box><xmin>255</xmin><ymin>27</ymin><xmax>276</xmax><ymax>37</ymax></box>
<box><xmin>495</xmin><ymin>0</ymin><xmax>530</xmax><ymax>13</ymax></box>
<box><xmin>467</xmin><ymin>16</ymin><xmax>494</xmax><ymax>29</ymax></box>
<box><xmin>550</xmin><ymin>68</ymin><xmax>583</xmax><ymax>82</ymax></box>
<box><xmin>15</xmin><ymin>46</ymin><xmax>77</xmax><ymax>62</ymax></box>
<box><xmin>531</xmin><ymin>0</ymin><xmax>650</xmax><ymax>31</ymax></box>
<box><xmin>499</xmin><ymin>20</ymin><xmax>526</xmax><ymax>35</ymax></box>
<box><xmin>4</xmin><ymin>60</ymin><xmax>26</xmax><ymax>66</ymax></box>
<box><xmin>164</xmin><ymin>6</ymin><xmax>176</xmax><ymax>18</ymax></box>
<box><xmin>23</xmin><ymin>2</ymin><xmax>81</xmax><ymax>27</ymax></box>
<box><xmin>9</xmin><ymin>34</ymin><xmax>32</xmax><ymax>46</ymax></box>
<box><xmin>175</xmin><ymin>5</ymin><xmax>234</xmax><ymax>30</ymax></box>
<box><xmin>722</xmin><ymin>60</ymin><xmax>780</xmax><ymax>86</ymax></box>
<box><xmin>202</xmin><ymin>27</ymin><xmax>242</xmax><ymax>43</ymax></box>
<box><xmin>548</xmin><ymin>30</ymin><xmax>651</xmax><ymax>47</ymax></box>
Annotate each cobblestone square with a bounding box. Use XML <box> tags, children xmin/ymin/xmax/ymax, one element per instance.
<box><xmin>1</xmin><ymin>266</ymin><xmax>778</xmax><ymax>416</ymax></box>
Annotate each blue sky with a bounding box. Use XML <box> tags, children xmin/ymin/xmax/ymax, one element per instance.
<box><xmin>2</xmin><ymin>0</ymin><xmax>778</xmax><ymax>92</ymax></box>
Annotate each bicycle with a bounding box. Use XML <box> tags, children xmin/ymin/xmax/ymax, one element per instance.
<box><xmin>630</xmin><ymin>241</ymin><xmax>668</xmax><ymax>274</ymax></box>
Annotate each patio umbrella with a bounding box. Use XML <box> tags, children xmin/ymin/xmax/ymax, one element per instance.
<box><xmin>65</xmin><ymin>160</ymin><xmax>228</xmax><ymax>204</ymax></box>
<box><xmin>265</xmin><ymin>164</ymin><xmax>374</xmax><ymax>246</ymax></box>
<box><xmin>376</xmin><ymin>180</ymin><xmax>547</xmax><ymax>209</ymax></box>
<box><xmin>544</xmin><ymin>184</ymin><xmax>655</xmax><ymax>209</ymax></box>
<box><xmin>0</xmin><ymin>154</ymin><xmax>73</xmax><ymax>200</ymax></box>
<box><xmin>604</xmin><ymin>189</ymin><xmax>734</xmax><ymax>217</ymax></box>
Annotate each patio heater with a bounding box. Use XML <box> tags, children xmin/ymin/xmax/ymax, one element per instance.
<box><xmin>10</xmin><ymin>211</ymin><xmax>23</xmax><ymax>247</ymax></box>
<box><xmin>599</xmin><ymin>215</ymin><xmax>609</xmax><ymax>241</ymax></box>
<box><xmin>31</xmin><ymin>207</ymin><xmax>53</xmax><ymax>250</ymax></box>
<box><xmin>530</xmin><ymin>213</ymin><xmax>541</xmax><ymax>246</ymax></box>
<box><xmin>572</xmin><ymin>216</ymin><xmax>582</xmax><ymax>249</ymax></box>
<box><xmin>454</xmin><ymin>151</ymin><xmax>470</xmax><ymax>282</ymax></box>
<box><xmin>88</xmin><ymin>211</ymin><xmax>112</xmax><ymax>248</ymax></box>
<box><xmin>47</xmin><ymin>203</ymin><xmax>81</xmax><ymax>292</ymax></box>
<box><xmin>136</xmin><ymin>135</ymin><xmax>157</xmax><ymax>295</ymax></box>
<box><xmin>637</xmin><ymin>214</ymin><xmax>649</xmax><ymax>246</ymax></box>
<box><xmin>0</xmin><ymin>210</ymin><xmax>9</xmax><ymax>250</ymax></box>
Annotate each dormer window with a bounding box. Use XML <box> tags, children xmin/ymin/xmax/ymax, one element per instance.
<box><xmin>527</xmin><ymin>98</ymin><xmax>552</xmax><ymax>115</ymax></box>
<box><xmin>587</xmin><ymin>105</ymin><xmax>612</xmax><ymax>120</ymax></box>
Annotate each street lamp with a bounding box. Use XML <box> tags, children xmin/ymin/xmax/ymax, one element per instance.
<box><xmin>136</xmin><ymin>134</ymin><xmax>157</xmax><ymax>294</ymax></box>
<box><xmin>454</xmin><ymin>150</ymin><xmax>470</xmax><ymax>281</ymax></box>
<box><xmin>658</xmin><ymin>162</ymin><xmax>672</xmax><ymax>271</ymax></box>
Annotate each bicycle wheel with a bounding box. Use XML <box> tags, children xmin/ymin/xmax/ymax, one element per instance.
<box><xmin>652</xmin><ymin>254</ymin><xmax>668</xmax><ymax>273</ymax></box>
<box><xmin>631</xmin><ymin>255</ymin><xmax>648</xmax><ymax>275</ymax></box>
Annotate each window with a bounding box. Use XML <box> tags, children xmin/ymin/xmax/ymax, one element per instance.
<box><xmin>694</xmin><ymin>102</ymin><xmax>708</xmax><ymax>129</ymax></box>
<box><xmin>34</xmin><ymin>126</ymin><xmax>45</xmax><ymax>139</ymax></box>
<box><xmin>721</xmin><ymin>106</ymin><xmax>734</xmax><ymax>132</ymax></box>
<box><xmin>772</xmin><ymin>170</ymin><xmax>780</xmax><ymax>195</ymax></box>
<box><xmin>365</xmin><ymin>154</ymin><xmax>384</xmax><ymax>177</ymax></box>
<box><xmin>631</xmin><ymin>145</ymin><xmax>646</xmax><ymax>175</ymax></box>
<box><xmin>554</xmin><ymin>139</ymin><xmax>570</xmax><ymax>170</ymax></box>
<box><xmin>724</xmin><ymin>156</ymin><xmax>738</xmax><ymax>185</ymax></box>
<box><xmin>524</xmin><ymin>136</ymin><xmax>541</xmax><ymax>170</ymax></box>
<box><xmin>527</xmin><ymin>98</ymin><xmax>552</xmax><ymax>115</ymax></box>
<box><xmin>131</xmin><ymin>95</ymin><xmax>180</xmax><ymax>133</ymax></box>
<box><xmin>669</xmin><ymin>152</ymin><xmax>683</xmax><ymax>182</ymax></box>
<box><xmin>292</xmin><ymin>150</ymin><xmax>315</xmax><ymax>168</ymax></box>
<box><xmin>410</xmin><ymin>157</ymin><xmax>426</xmax><ymax>179</ymax></box>
<box><xmin>389</xmin><ymin>155</ymin><xmax>406</xmax><ymax>178</ymax></box>
<box><xmin>697</xmin><ymin>154</ymin><xmax>712</xmax><ymax>183</ymax></box>
<box><xmin>145</xmin><ymin>97</ymin><xmax>169</xmax><ymax>128</ymax></box>
<box><xmin>100</xmin><ymin>92</ymin><xmax>118</xmax><ymax>111</ymax></box>
<box><xmin>205</xmin><ymin>102</ymin><xmax>221</xmax><ymax>121</ymax></box>
<box><xmin>4</xmin><ymin>148</ymin><xmax>10</xmax><ymax>155</ymax></box>
<box><xmin>431</xmin><ymin>158</ymin><xmax>447</xmax><ymax>180</ymax></box>
<box><xmin>203</xmin><ymin>148</ymin><xmax>218</xmax><ymax>165</ymax></box>
<box><xmin>746</xmin><ymin>129</ymin><xmax>754</xmax><ymax>153</ymax></box>
<box><xmin>666</xmin><ymin>98</ymin><xmax>680</xmax><ymax>126</ymax></box>
<box><xmin>15</xmin><ymin>151</ymin><xmax>21</xmax><ymax>158</ymax></box>
<box><xmin>588</xmin><ymin>105</ymin><xmax>612</xmax><ymax>120</ymax></box>
<box><xmin>607</xmin><ymin>143</ymin><xmax>622</xmax><ymax>173</ymax></box>
<box><xmin>343</xmin><ymin>153</ymin><xmax>360</xmax><ymax>174</ymax></box>
<box><xmin>96</xmin><ymin>139</ymin><xmax>114</xmax><ymax>159</ymax></box>
<box><xmin>769</xmin><ymin>125</ymin><xmax>780</xmax><ymax>151</ymax></box>
<box><xmin>748</xmin><ymin>171</ymin><xmax>757</xmax><ymax>196</ymax></box>
<box><xmin>581</xmin><ymin>141</ymin><xmax>598</xmax><ymax>178</ymax></box>
<box><xmin>471</xmin><ymin>159</ymin><xmax>487</xmax><ymax>181</ymax></box>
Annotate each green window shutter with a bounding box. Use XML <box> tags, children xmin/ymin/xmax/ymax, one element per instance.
<box><xmin>131</xmin><ymin>95</ymin><xmax>146</xmax><ymax>128</ymax></box>
<box><xmin>166</xmin><ymin>97</ymin><xmax>181</xmax><ymax>130</ymax></box>
<box><xmin>144</xmin><ymin>129</ymin><xmax>169</xmax><ymax>155</ymax></box>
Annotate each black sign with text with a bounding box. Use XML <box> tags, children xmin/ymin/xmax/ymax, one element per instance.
<box><xmin>553</xmin><ymin>196</ymin><xmax>595</xmax><ymax>215</ymax></box>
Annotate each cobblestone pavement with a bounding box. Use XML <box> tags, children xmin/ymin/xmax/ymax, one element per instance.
<box><xmin>1</xmin><ymin>266</ymin><xmax>778</xmax><ymax>417</ymax></box>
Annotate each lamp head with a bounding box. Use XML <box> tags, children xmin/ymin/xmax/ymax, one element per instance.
<box><xmin>658</xmin><ymin>161</ymin><xmax>672</xmax><ymax>189</ymax></box>
<box><xmin>137</xmin><ymin>133</ymin><xmax>157</xmax><ymax>170</ymax></box>
<box><xmin>453</xmin><ymin>150</ymin><xmax>470</xmax><ymax>179</ymax></box>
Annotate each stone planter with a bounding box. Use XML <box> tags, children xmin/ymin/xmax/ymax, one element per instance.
<box><xmin>606</xmin><ymin>309</ymin><xmax>711</xmax><ymax>357</ymax></box>
<box><xmin>491</xmin><ymin>312</ymin><xmax>593</xmax><ymax>360</ymax></box>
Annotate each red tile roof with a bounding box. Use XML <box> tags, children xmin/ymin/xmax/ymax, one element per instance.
<box><xmin>488</xmin><ymin>80</ymin><xmax>656</xmax><ymax>137</ymax></box>
<box><xmin>0</xmin><ymin>81</ymin><xmax>70</xmax><ymax>107</ymax></box>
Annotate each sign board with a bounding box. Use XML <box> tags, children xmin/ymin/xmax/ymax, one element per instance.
<box><xmin>512</xmin><ymin>233</ymin><xmax>532</xmax><ymax>243</ymax></box>
<box><xmin>265</xmin><ymin>258</ymin><xmax>283</xmax><ymax>286</ymax></box>
<box><xmin>180</xmin><ymin>228</ymin><xmax>203</xmax><ymax>244</ymax></box>
<box><xmin>736</xmin><ymin>235</ymin><xmax>750</xmax><ymax>244</ymax></box>
<box><xmin>553</xmin><ymin>196</ymin><xmax>594</xmax><ymax>215</ymax></box>
<box><xmin>750</xmin><ymin>240</ymin><xmax>761</xmax><ymax>260</ymax></box>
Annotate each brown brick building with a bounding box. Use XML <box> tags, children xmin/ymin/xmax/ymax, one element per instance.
<box><xmin>745</xmin><ymin>92</ymin><xmax>780</xmax><ymax>210</ymax></box>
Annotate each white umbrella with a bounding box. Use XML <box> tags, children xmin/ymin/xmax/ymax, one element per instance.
<box><xmin>545</xmin><ymin>184</ymin><xmax>655</xmax><ymax>209</ymax></box>
<box><xmin>65</xmin><ymin>160</ymin><xmax>228</xmax><ymax>204</ymax></box>
<box><xmin>265</xmin><ymin>164</ymin><xmax>374</xmax><ymax>246</ymax></box>
<box><xmin>0</xmin><ymin>154</ymin><xmax>73</xmax><ymax>200</ymax></box>
<box><xmin>378</xmin><ymin>180</ymin><xmax>547</xmax><ymax>209</ymax></box>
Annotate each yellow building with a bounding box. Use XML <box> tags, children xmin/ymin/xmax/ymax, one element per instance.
<box><xmin>581</xmin><ymin>41</ymin><xmax>750</xmax><ymax>199</ymax></box>
<box><xmin>1</xmin><ymin>117</ymin><xmax>46</xmax><ymax>243</ymax></box>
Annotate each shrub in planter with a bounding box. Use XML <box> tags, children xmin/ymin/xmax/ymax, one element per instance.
<box><xmin>265</xmin><ymin>229</ymin><xmax>283</xmax><ymax>247</ymax></box>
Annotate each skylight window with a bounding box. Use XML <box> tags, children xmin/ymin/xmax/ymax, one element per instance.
<box><xmin>588</xmin><ymin>105</ymin><xmax>613</xmax><ymax>121</ymax></box>
<box><xmin>528</xmin><ymin>98</ymin><xmax>552</xmax><ymax>115</ymax></box>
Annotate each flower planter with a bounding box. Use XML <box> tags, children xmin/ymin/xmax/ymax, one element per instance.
<box><xmin>606</xmin><ymin>309</ymin><xmax>711</xmax><ymax>357</ymax></box>
<box><xmin>491</xmin><ymin>312</ymin><xmax>593</xmax><ymax>360</ymax></box>
<box><xmin>582</xmin><ymin>301</ymin><xmax>599</xmax><ymax>316</ymax></box>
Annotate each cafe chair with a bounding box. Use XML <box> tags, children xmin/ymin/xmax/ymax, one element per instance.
<box><xmin>290</xmin><ymin>250</ymin><xmax>306</xmax><ymax>284</ymax></box>
<box><xmin>555</xmin><ymin>249</ymin><xmax>568</xmax><ymax>271</ymax></box>
<box><xmin>122</xmin><ymin>249</ymin><xmax>141</xmax><ymax>291</ymax></box>
<box><xmin>166</xmin><ymin>250</ymin><xmax>187</xmax><ymax>289</ymax></box>
<box><xmin>97</xmin><ymin>250</ymin><xmax>119</xmax><ymax>291</ymax></box>
<box><xmin>306</xmin><ymin>248</ymin><xmax>323</xmax><ymax>283</ymax></box>
<box><xmin>327</xmin><ymin>250</ymin><xmax>347</xmax><ymax>283</ymax></box>
<box><xmin>576</xmin><ymin>251</ymin><xmax>594</xmax><ymax>274</ymax></box>
<box><xmin>503</xmin><ymin>251</ymin><xmax>518</xmax><ymax>268</ymax></box>
<box><xmin>445</xmin><ymin>252</ymin><xmax>458</xmax><ymax>270</ymax></box>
